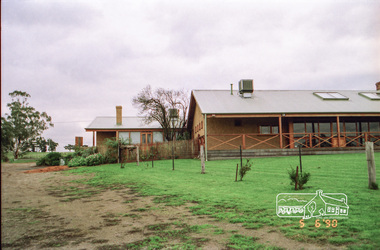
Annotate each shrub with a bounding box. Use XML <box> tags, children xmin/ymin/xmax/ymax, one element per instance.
<box><xmin>75</xmin><ymin>146</ymin><xmax>98</xmax><ymax>158</ymax></box>
<box><xmin>86</xmin><ymin>153</ymin><xmax>104</xmax><ymax>166</ymax></box>
<box><xmin>63</xmin><ymin>152</ymin><xmax>76</xmax><ymax>165</ymax></box>
<box><xmin>68</xmin><ymin>156</ymin><xmax>87</xmax><ymax>167</ymax></box>
<box><xmin>239</xmin><ymin>159</ymin><xmax>252</xmax><ymax>181</ymax></box>
<box><xmin>36</xmin><ymin>152</ymin><xmax>62</xmax><ymax>166</ymax></box>
<box><xmin>105</xmin><ymin>154</ymin><xmax>118</xmax><ymax>164</ymax></box>
<box><xmin>288</xmin><ymin>167</ymin><xmax>311</xmax><ymax>190</ymax></box>
<box><xmin>104</xmin><ymin>137</ymin><xmax>130</xmax><ymax>164</ymax></box>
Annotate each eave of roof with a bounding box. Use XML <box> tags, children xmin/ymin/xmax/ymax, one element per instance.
<box><xmin>85</xmin><ymin>116</ymin><xmax>162</xmax><ymax>131</ymax></box>
<box><xmin>192</xmin><ymin>90</ymin><xmax>380</xmax><ymax>115</ymax></box>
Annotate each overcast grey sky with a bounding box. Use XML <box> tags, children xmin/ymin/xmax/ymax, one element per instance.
<box><xmin>2</xmin><ymin>0</ymin><xmax>379</xmax><ymax>151</ymax></box>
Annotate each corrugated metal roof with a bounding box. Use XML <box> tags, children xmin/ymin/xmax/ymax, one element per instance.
<box><xmin>193</xmin><ymin>90</ymin><xmax>380</xmax><ymax>114</ymax></box>
<box><xmin>85</xmin><ymin>116</ymin><xmax>162</xmax><ymax>130</ymax></box>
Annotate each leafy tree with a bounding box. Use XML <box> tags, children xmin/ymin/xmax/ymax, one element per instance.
<box><xmin>47</xmin><ymin>138</ymin><xmax>58</xmax><ymax>152</ymax></box>
<box><xmin>132</xmin><ymin>85</ymin><xmax>189</xmax><ymax>141</ymax></box>
<box><xmin>1</xmin><ymin>91</ymin><xmax>53</xmax><ymax>159</ymax></box>
<box><xmin>35</xmin><ymin>137</ymin><xmax>48</xmax><ymax>152</ymax></box>
<box><xmin>288</xmin><ymin>167</ymin><xmax>311</xmax><ymax>190</ymax></box>
<box><xmin>1</xmin><ymin>118</ymin><xmax>12</xmax><ymax>161</ymax></box>
<box><xmin>239</xmin><ymin>159</ymin><xmax>252</xmax><ymax>181</ymax></box>
<box><xmin>21</xmin><ymin>137</ymin><xmax>57</xmax><ymax>152</ymax></box>
<box><xmin>64</xmin><ymin>144</ymin><xmax>75</xmax><ymax>152</ymax></box>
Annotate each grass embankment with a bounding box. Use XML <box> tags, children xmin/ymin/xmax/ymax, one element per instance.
<box><xmin>3</xmin><ymin>152</ymin><xmax>50</xmax><ymax>163</ymax></box>
<box><xmin>68</xmin><ymin>153</ymin><xmax>380</xmax><ymax>249</ymax></box>
<box><xmin>3</xmin><ymin>151</ymin><xmax>72</xmax><ymax>163</ymax></box>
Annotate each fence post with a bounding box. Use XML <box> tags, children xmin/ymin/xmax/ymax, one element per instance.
<box><xmin>235</xmin><ymin>164</ymin><xmax>239</xmax><ymax>182</ymax></box>
<box><xmin>240</xmin><ymin>145</ymin><xmax>243</xmax><ymax>170</ymax></box>
<box><xmin>295</xmin><ymin>166</ymin><xmax>299</xmax><ymax>190</ymax></box>
<box><xmin>366</xmin><ymin>142</ymin><xmax>377</xmax><ymax>189</ymax></box>
<box><xmin>151</xmin><ymin>149</ymin><xmax>154</xmax><ymax>168</ymax></box>
<box><xmin>298</xmin><ymin>145</ymin><xmax>302</xmax><ymax>177</ymax></box>
<box><xmin>136</xmin><ymin>146</ymin><xmax>139</xmax><ymax>166</ymax></box>
<box><xmin>201</xmin><ymin>145</ymin><xmax>205</xmax><ymax>174</ymax></box>
<box><xmin>172</xmin><ymin>140</ymin><xmax>175</xmax><ymax>170</ymax></box>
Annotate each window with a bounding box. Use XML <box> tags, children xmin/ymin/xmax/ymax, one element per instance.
<box><xmin>345</xmin><ymin>122</ymin><xmax>357</xmax><ymax>136</ymax></box>
<box><xmin>294</xmin><ymin>123</ymin><xmax>305</xmax><ymax>134</ymax></box>
<box><xmin>141</xmin><ymin>132</ymin><xmax>152</xmax><ymax>145</ymax></box>
<box><xmin>260</xmin><ymin>126</ymin><xmax>270</xmax><ymax>134</ymax></box>
<box><xmin>153</xmin><ymin>132</ymin><xmax>164</xmax><ymax>143</ymax></box>
<box><xmin>359</xmin><ymin>92</ymin><xmax>380</xmax><ymax>100</ymax></box>
<box><xmin>314</xmin><ymin>92</ymin><xmax>349</xmax><ymax>100</ymax></box>
<box><xmin>234</xmin><ymin>119</ymin><xmax>242</xmax><ymax>127</ymax></box>
<box><xmin>259</xmin><ymin>125</ymin><xmax>279</xmax><ymax>134</ymax></box>
<box><xmin>319</xmin><ymin>123</ymin><xmax>331</xmax><ymax>136</ymax></box>
<box><xmin>370</xmin><ymin>122</ymin><xmax>380</xmax><ymax>132</ymax></box>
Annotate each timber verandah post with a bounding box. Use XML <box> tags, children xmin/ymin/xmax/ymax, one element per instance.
<box><xmin>279</xmin><ymin>115</ymin><xmax>283</xmax><ymax>148</ymax></box>
<box><xmin>204</xmin><ymin>113</ymin><xmax>208</xmax><ymax>161</ymax></box>
<box><xmin>336</xmin><ymin>116</ymin><xmax>341</xmax><ymax>147</ymax></box>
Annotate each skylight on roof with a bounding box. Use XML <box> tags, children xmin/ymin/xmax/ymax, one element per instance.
<box><xmin>359</xmin><ymin>92</ymin><xmax>380</xmax><ymax>100</ymax></box>
<box><xmin>313</xmin><ymin>92</ymin><xmax>349</xmax><ymax>100</ymax></box>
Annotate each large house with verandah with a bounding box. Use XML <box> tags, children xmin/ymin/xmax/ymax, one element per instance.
<box><xmin>187</xmin><ymin>80</ymin><xmax>380</xmax><ymax>160</ymax></box>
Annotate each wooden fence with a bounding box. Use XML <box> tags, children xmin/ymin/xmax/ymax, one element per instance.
<box><xmin>124</xmin><ymin>139</ymin><xmax>199</xmax><ymax>162</ymax></box>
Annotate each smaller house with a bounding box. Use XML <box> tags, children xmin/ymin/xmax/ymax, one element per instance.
<box><xmin>85</xmin><ymin>106</ymin><xmax>166</xmax><ymax>153</ymax></box>
<box><xmin>304</xmin><ymin>190</ymin><xmax>349</xmax><ymax>219</ymax></box>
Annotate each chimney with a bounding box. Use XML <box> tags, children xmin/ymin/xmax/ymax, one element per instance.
<box><xmin>376</xmin><ymin>82</ymin><xmax>380</xmax><ymax>91</ymax></box>
<box><xmin>116</xmin><ymin>106</ymin><xmax>122</xmax><ymax>125</ymax></box>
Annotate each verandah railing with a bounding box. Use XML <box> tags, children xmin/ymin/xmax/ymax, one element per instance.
<box><xmin>283</xmin><ymin>132</ymin><xmax>380</xmax><ymax>148</ymax></box>
<box><xmin>208</xmin><ymin>132</ymin><xmax>380</xmax><ymax>150</ymax></box>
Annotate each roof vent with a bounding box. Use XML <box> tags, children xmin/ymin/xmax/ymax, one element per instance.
<box><xmin>239</xmin><ymin>79</ymin><xmax>254</xmax><ymax>98</ymax></box>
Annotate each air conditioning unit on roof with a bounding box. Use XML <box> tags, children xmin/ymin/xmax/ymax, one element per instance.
<box><xmin>239</xmin><ymin>79</ymin><xmax>254</xmax><ymax>98</ymax></box>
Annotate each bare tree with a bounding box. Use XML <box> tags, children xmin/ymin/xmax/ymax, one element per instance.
<box><xmin>132</xmin><ymin>85</ymin><xmax>189</xmax><ymax>141</ymax></box>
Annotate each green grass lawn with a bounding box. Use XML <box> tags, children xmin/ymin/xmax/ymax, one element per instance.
<box><xmin>68</xmin><ymin>153</ymin><xmax>380</xmax><ymax>249</ymax></box>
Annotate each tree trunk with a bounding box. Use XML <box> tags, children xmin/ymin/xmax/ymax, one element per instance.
<box><xmin>200</xmin><ymin>145</ymin><xmax>205</xmax><ymax>174</ymax></box>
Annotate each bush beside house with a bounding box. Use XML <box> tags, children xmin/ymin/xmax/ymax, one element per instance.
<box><xmin>36</xmin><ymin>152</ymin><xmax>62</xmax><ymax>166</ymax></box>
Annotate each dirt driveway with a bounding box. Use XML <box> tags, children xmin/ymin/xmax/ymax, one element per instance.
<box><xmin>1</xmin><ymin>163</ymin><xmax>341</xmax><ymax>249</ymax></box>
